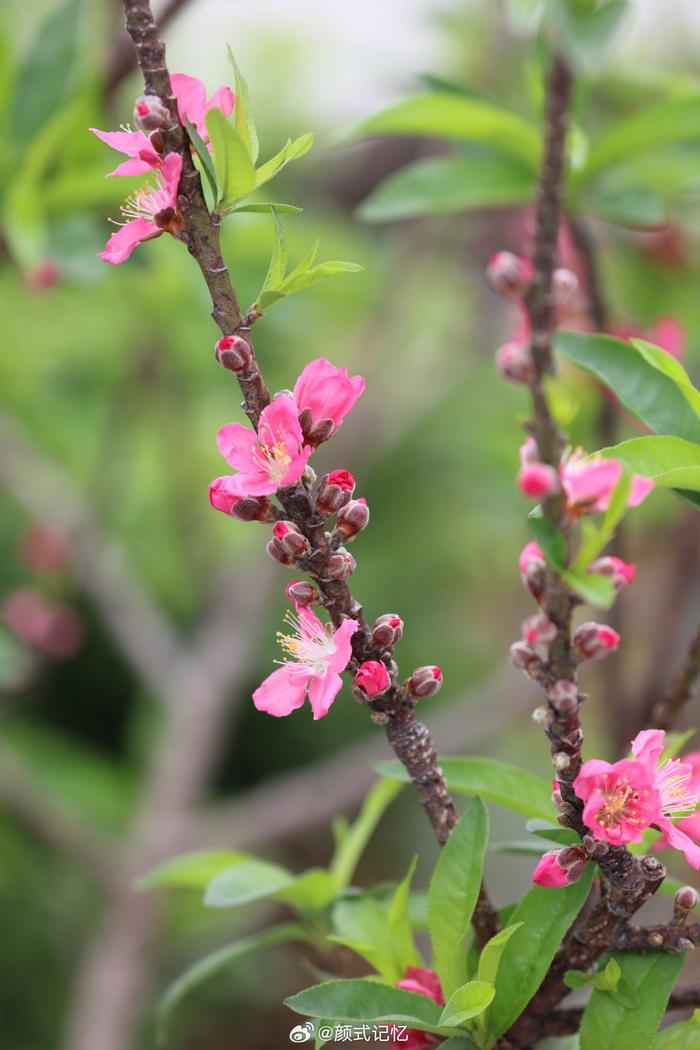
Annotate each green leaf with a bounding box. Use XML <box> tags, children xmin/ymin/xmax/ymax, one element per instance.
<box><xmin>584</xmin><ymin>182</ymin><xmax>666</xmax><ymax>229</ymax></box>
<box><xmin>284</xmin><ymin>979</ymin><xmax>452</xmax><ymax>1037</ymax></box>
<box><xmin>227</xmin><ymin>47</ymin><xmax>259</xmax><ymax>162</ymax></box>
<box><xmin>631</xmin><ymin>339</ymin><xmax>700</xmax><ymax>419</ymax></box>
<box><xmin>277</xmin><ymin>260</ymin><xmax>363</xmax><ymax>297</ymax></box>
<box><xmin>477</xmin><ymin>923</ymin><xmax>524</xmax><ymax>987</ymax></box>
<box><xmin>561</xmin><ymin>568</ymin><xmax>616</xmax><ymax>608</ymax></box>
<box><xmin>136</xmin><ymin>849</ymin><xmax>249</xmax><ymax>890</ymax></box>
<box><xmin>204</xmin><ymin>858</ymin><xmax>294</xmax><ymax>908</ymax></box>
<box><xmin>580</xmin><ymin>952</ymin><xmax>685</xmax><ymax>1050</ymax></box>
<box><xmin>12</xmin><ymin>0</ymin><xmax>81</xmax><ymax>150</ymax></box>
<box><xmin>571</xmin><ymin>471</ymin><xmax>632</xmax><ymax>576</ymax></box>
<box><xmin>388</xmin><ymin>856</ymin><xmax>421</xmax><ymax>972</ymax></box>
<box><xmin>577</xmin><ymin>96</ymin><xmax>700</xmax><ymax>186</ymax></box>
<box><xmin>329</xmin><ymin>778</ymin><xmax>403</xmax><ymax>891</ymax></box>
<box><xmin>157</xmin><ymin>922</ymin><xmax>304</xmax><ymax>1044</ymax></box>
<box><xmin>228</xmin><ymin>202</ymin><xmax>302</xmax><ymax>214</ymax></box>
<box><xmin>376</xmin><ymin>757</ymin><xmax>555</xmax><ymax>822</ymax></box>
<box><xmin>555</xmin><ymin>331</ymin><xmax>700</xmax><ymax>444</ymax></box>
<box><xmin>330</xmin><ymin>896</ymin><xmax>402</xmax><ymax>982</ymax></box>
<box><xmin>254</xmin><ymin>132</ymin><xmax>314</xmax><ymax>190</ymax></box>
<box><xmin>489</xmin><ymin>866</ymin><xmax>595</xmax><ymax>1037</ymax></box>
<box><xmin>182</xmin><ymin>115</ymin><xmax>218</xmax><ymax>199</ymax></box>
<box><xmin>358</xmin><ymin>154</ymin><xmax>534</xmax><ymax>223</ymax></box>
<box><xmin>277</xmin><ymin>868</ymin><xmax>336</xmax><ymax>912</ymax></box>
<box><xmin>349</xmin><ymin>94</ymin><xmax>542</xmax><ymax>169</ymax></box>
<box><xmin>654</xmin><ymin>1011</ymin><xmax>700</xmax><ymax>1049</ymax></box>
<box><xmin>259</xmin><ymin>208</ymin><xmax>287</xmax><ymax>298</ymax></box>
<box><xmin>428</xmin><ymin>798</ymin><xmax>489</xmax><ymax>999</ymax></box>
<box><xmin>525</xmin><ymin>819</ymin><xmax>579</xmax><ymax>846</ymax></box>
<box><xmin>438</xmin><ymin>980</ymin><xmax>495</xmax><ymax>1027</ymax></box>
<box><xmin>205</xmin><ymin>108</ymin><xmax>256</xmax><ymax>208</ymax></box>
<box><xmin>599</xmin><ymin>436</ymin><xmax>700</xmax><ymax>495</ymax></box>
<box><xmin>528</xmin><ymin>515</ymin><xmax>567</xmax><ymax>570</ymax></box>
<box><xmin>550</xmin><ymin>0</ymin><xmax>630</xmax><ymax>71</ymax></box>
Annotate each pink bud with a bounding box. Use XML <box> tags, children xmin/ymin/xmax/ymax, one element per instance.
<box><xmin>316</xmin><ymin>470</ymin><xmax>355</xmax><ymax>515</ymax></box>
<box><xmin>572</xmin><ymin>621</ymin><xmax>621</xmax><ymax>661</ymax></box>
<box><xmin>209</xmin><ymin>478</ymin><xmax>241</xmax><ymax>516</ymax></box>
<box><xmin>519</xmin><ymin>540</ymin><xmax>546</xmax><ymax>603</ymax></box>
<box><xmin>267</xmin><ymin>539</ymin><xmax>293</xmax><ymax>565</ymax></box>
<box><xmin>588</xmin><ymin>556</ymin><xmax>636</xmax><ymax>592</ymax></box>
<box><xmin>407</xmin><ymin>665</ymin><xmax>443</xmax><ymax>699</ymax></box>
<box><xmin>532</xmin><ymin>846</ymin><xmax>588</xmax><ymax>888</ymax></box>
<box><xmin>19</xmin><ymin>524</ymin><xmax>69</xmax><ymax>575</ymax></box>
<box><xmin>552</xmin><ymin>267</ymin><xmax>579</xmax><ymax>305</ymax></box>
<box><xmin>354</xmin><ymin>660</ymin><xmax>391</xmax><ymax>697</ymax></box>
<box><xmin>215</xmin><ymin>335</ymin><xmax>253</xmax><ymax>374</ymax></box>
<box><xmin>272</xmin><ymin>521</ymin><xmax>310</xmax><ymax>559</ymax></box>
<box><xmin>548</xmin><ymin>679</ymin><xmax>579</xmax><ymax>713</ymax></box>
<box><xmin>285</xmin><ymin>580</ymin><xmax>319</xmax><ymax>607</ymax></box>
<box><xmin>509</xmin><ymin>640</ymin><xmax>539</xmax><ymax>672</ymax></box>
<box><xmin>335</xmin><ymin>498</ymin><xmax>370</xmax><ymax>539</ymax></box>
<box><xmin>326</xmin><ymin>547</ymin><xmax>357</xmax><ymax>580</ymax></box>
<box><xmin>495</xmin><ymin>342</ymin><xmax>535</xmax><ymax>384</ymax></box>
<box><xmin>522</xmin><ymin>613</ymin><xmax>557</xmax><ymax>648</ymax></box>
<box><xmin>133</xmin><ymin>94</ymin><xmax>170</xmax><ymax>132</ymax></box>
<box><xmin>486</xmin><ymin>251</ymin><xmax>528</xmax><ymax>299</ymax></box>
<box><xmin>372</xmin><ymin>613</ymin><xmax>404</xmax><ymax>648</ymax></box>
<box><xmin>518</xmin><ymin>463</ymin><xmax>560</xmax><ymax>499</ymax></box>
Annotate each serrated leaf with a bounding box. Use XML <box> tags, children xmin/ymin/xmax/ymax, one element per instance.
<box><xmin>525</xmin><ymin>819</ymin><xmax>579</xmax><ymax>846</ymax></box>
<box><xmin>284</xmin><ymin>979</ymin><xmax>453</xmax><ymax>1037</ymax></box>
<box><xmin>255</xmin><ymin>132</ymin><xmax>314</xmax><ymax>190</ymax></box>
<box><xmin>330</xmin><ymin>896</ymin><xmax>402</xmax><ymax>982</ymax></box>
<box><xmin>156</xmin><ymin>922</ymin><xmax>304</xmax><ymax>1044</ymax></box>
<box><xmin>348</xmin><ymin>94</ymin><xmax>541</xmax><ymax>169</ymax></box>
<box><xmin>598</xmin><ymin>436</ymin><xmax>700</xmax><ymax>496</ymax></box>
<box><xmin>489</xmin><ymin>866</ymin><xmax>595</xmax><ymax>1037</ymax></box>
<box><xmin>387</xmin><ymin>856</ymin><xmax>421</xmax><ymax>972</ymax></box>
<box><xmin>439</xmin><ymin>980</ymin><xmax>495</xmax><ymax>1027</ymax></box>
<box><xmin>631</xmin><ymin>340</ymin><xmax>700</xmax><ymax>419</ymax></box>
<box><xmin>477</xmin><ymin>923</ymin><xmax>524</xmax><ymax>987</ymax></box>
<box><xmin>376</xmin><ymin>757</ymin><xmax>554</xmax><ymax>823</ymax></box>
<box><xmin>428</xmin><ymin>798</ymin><xmax>489</xmax><ymax>999</ymax></box>
<box><xmin>182</xmin><ymin>115</ymin><xmax>218</xmax><ymax>199</ymax></box>
<box><xmin>278</xmin><ymin>260</ymin><xmax>363</xmax><ymax>296</ymax></box>
<box><xmin>227</xmin><ymin>47</ymin><xmax>259</xmax><ymax>162</ymax></box>
<box><xmin>205</xmin><ymin>108</ymin><xmax>256</xmax><ymax>208</ymax></box>
<box><xmin>260</xmin><ymin>207</ymin><xmax>287</xmax><ymax>296</ymax></box>
<box><xmin>556</xmin><ymin>331</ymin><xmax>700</xmax><ymax>444</ymax></box>
<box><xmin>358</xmin><ymin>154</ymin><xmax>534</xmax><ymax>223</ymax></box>
<box><xmin>228</xmin><ymin>202</ymin><xmax>302</xmax><ymax>214</ymax></box>
<box><xmin>580</xmin><ymin>952</ymin><xmax>685</xmax><ymax>1050</ymax></box>
<box><xmin>654</xmin><ymin>1011</ymin><xmax>700</xmax><ymax>1049</ymax></box>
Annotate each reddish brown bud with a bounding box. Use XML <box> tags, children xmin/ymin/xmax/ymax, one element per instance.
<box><xmin>495</xmin><ymin>342</ymin><xmax>535</xmax><ymax>384</ymax></box>
<box><xmin>371</xmin><ymin>613</ymin><xmax>403</xmax><ymax>648</ymax></box>
<box><xmin>548</xmin><ymin>679</ymin><xmax>580</xmax><ymax>713</ymax></box>
<box><xmin>326</xmin><ymin>547</ymin><xmax>356</xmax><ymax>580</ymax></box>
<box><xmin>231</xmin><ymin>496</ymin><xmax>277</xmax><ymax>523</ymax></box>
<box><xmin>407</xmin><ymin>665</ymin><xmax>443</xmax><ymax>699</ymax></box>
<box><xmin>266</xmin><ymin>538</ymin><xmax>293</xmax><ymax>565</ymax></box>
<box><xmin>335</xmin><ymin>498</ymin><xmax>369</xmax><ymax>539</ymax></box>
<box><xmin>316</xmin><ymin>470</ymin><xmax>355</xmax><ymax>515</ymax></box>
<box><xmin>486</xmin><ymin>251</ymin><xmax>528</xmax><ymax>299</ymax></box>
<box><xmin>134</xmin><ymin>95</ymin><xmax>170</xmax><ymax>132</ymax></box>
<box><xmin>285</xmin><ymin>580</ymin><xmax>319</xmax><ymax>607</ymax></box>
<box><xmin>272</xmin><ymin>521</ymin><xmax>310</xmax><ymax>560</ymax></box>
<box><xmin>552</xmin><ymin>267</ymin><xmax>579</xmax><ymax>305</ymax></box>
<box><xmin>572</xmin><ymin>621</ymin><xmax>620</xmax><ymax>661</ymax></box>
<box><xmin>306</xmin><ymin>417</ymin><xmax>335</xmax><ymax>446</ymax></box>
<box><xmin>216</xmin><ymin>335</ymin><xmax>253</xmax><ymax>374</ymax></box>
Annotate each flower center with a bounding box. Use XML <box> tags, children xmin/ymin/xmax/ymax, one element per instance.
<box><xmin>596</xmin><ymin>776</ymin><xmax>648</xmax><ymax>831</ymax></box>
<box><xmin>656</xmin><ymin>758</ymin><xmax>698</xmax><ymax>817</ymax></box>
<box><xmin>258</xmin><ymin>438</ymin><xmax>292</xmax><ymax>484</ymax></box>
<box><xmin>120</xmin><ymin>171</ymin><xmax>172</xmax><ymax>223</ymax></box>
<box><xmin>276</xmin><ymin>611</ymin><xmax>336</xmax><ymax>676</ymax></box>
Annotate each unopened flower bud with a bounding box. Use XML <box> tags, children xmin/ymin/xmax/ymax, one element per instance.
<box><xmin>208</xmin><ymin>480</ymin><xmax>276</xmax><ymax>522</ymax></box>
<box><xmin>335</xmin><ymin>498</ymin><xmax>369</xmax><ymax>539</ymax></box>
<box><xmin>372</xmin><ymin>613</ymin><xmax>403</xmax><ymax>648</ymax></box>
<box><xmin>215</xmin><ymin>335</ymin><xmax>253</xmax><ymax>374</ymax></box>
<box><xmin>509</xmin><ymin>640</ymin><xmax>540</xmax><ymax>674</ymax></box>
<box><xmin>407</xmin><ymin>665</ymin><xmax>443</xmax><ymax>699</ymax></box>
<box><xmin>552</xmin><ymin>267</ymin><xmax>579</xmax><ymax>305</ymax></box>
<box><xmin>326</xmin><ymin>547</ymin><xmax>356</xmax><ymax>580</ymax></box>
<box><xmin>267</xmin><ymin>538</ymin><xmax>293</xmax><ymax>565</ymax></box>
<box><xmin>522</xmin><ymin>613</ymin><xmax>557</xmax><ymax>647</ymax></box>
<box><xmin>532</xmin><ymin>844</ymin><xmax>588</xmax><ymax>888</ymax></box>
<box><xmin>572</xmin><ymin>621</ymin><xmax>621</xmax><ymax>661</ymax></box>
<box><xmin>548</xmin><ymin>679</ymin><xmax>579</xmax><ymax>713</ymax></box>
<box><xmin>316</xmin><ymin>470</ymin><xmax>355</xmax><ymax>515</ymax></box>
<box><xmin>354</xmin><ymin>660</ymin><xmax>391</xmax><ymax>698</ymax></box>
<box><xmin>518</xmin><ymin>462</ymin><xmax>560</xmax><ymax>500</ymax></box>
<box><xmin>486</xmin><ymin>251</ymin><xmax>528</xmax><ymax>299</ymax></box>
<box><xmin>674</xmin><ymin>886</ymin><xmax>699</xmax><ymax>920</ymax></box>
<box><xmin>133</xmin><ymin>94</ymin><xmax>170</xmax><ymax>132</ymax></box>
<box><xmin>285</xmin><ymin>579</ymin><xmax>319</xmax><ymax>607</ymax></box>
<box><xmin>495</xmin><ymin>342</ymin><xmax>535</xmax><ymax>385</ymax></box>
<box><xmin>272</xmin><ymin>521</ymin><xmax>310</xmax><ymax>559</ymax></box>
<box><xmin>306</xmin><ymin>417</ymin><xmax>335</xmax><ymax>446</ymax></box>
<box><xmin>588</xmin><ymin>556</ymin><xmax>636</xmax><ymax>593</ymax></box>
<box><xmin>519</xmin><ymin>540</ymin><xmax>546</xmax><ymax>603</ymax></box>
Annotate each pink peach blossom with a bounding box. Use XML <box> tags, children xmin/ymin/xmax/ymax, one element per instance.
<box><xmin>394</xmin><ymin>968</ymin><xmax>444</xmax><ymax>1050</ymax></box>
<box><xmin>214</xmin><ymin>396</ymin><xmax>311</xmax><ymax>498</ymax></box>
<box><xmin>632</xmin><ymin>731</ymin><xmax>700</xmax><ymax>869</ymax></box>
<box><xmin>169</xmin><ymin>72</ymin><xmax>234</xmax><ymax>140</ymax></box>
<box><xmin>99</xmin><ymin>153</ymin><xmax>182</xmax><ymax>264</ymax></box>
<box><xmin>574</xmin><ymin>757</ymin><xmax>659</xmax><ymax>845</ymax></box>
<box><xmin>90</xmin><ymin>127</ymin><xmax>161</xmax><ymax>177</ymax></box>
<box><xmin>293</xmin><ymin>358</ymin><xmax>365</xmax><ymax>429</ymax></box>
<box><xmin>253</xmin><ymin>607</ymin><xmax>358</xmax><ymax>720</ymax></box>
<box><xmin>353</xmin><ymin>660</ymin><xmax>390</xmax><ymax>697</ymax></box>
<box><xmin>560</xmin><ymin>450</ymin><xmax>653</xmax><ymax>514</ymax></box>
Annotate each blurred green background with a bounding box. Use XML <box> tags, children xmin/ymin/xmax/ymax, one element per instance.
<box><xmin>1</xmin><ymin>1</ymin><xmax>699</xmax><ymax>1048</ymax></box>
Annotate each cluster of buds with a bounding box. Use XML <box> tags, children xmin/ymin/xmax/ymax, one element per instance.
<box><xmin>572</xmin><ymin>621</ymin><xmax>621</xmax><ymax>662</ymax></box>
<box><xmin>267</xmin><ymin>521</ymin><xmax>310</xmax><ymax>565</ymax></box>
<box><xmin>316</xmin><ymin>470</ymin><xmax>355</xmax><ymax>515</ymax></box>
<box><xmin>372</xmin><ymin>613</ymin><xmax>404</xmax><ymax>649</ymax></box>
<box><xmin>215</xmin><ymin>335</ymin><xmax>253</xmax><ymax>374</ymax></box>
<box><xmin>532</xmin><ymin>845</ymin><xmax>589</xmax><ymax>888</ymax></box>
<box><xmin>406</xmin><ymin>665</ymin><xmax>443</xmax><ymax>699</ymax></box>
<box><xmin>353</xmin><ymin>660</ymin><xmax>391</xmax><ymax>698</ymax></box>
